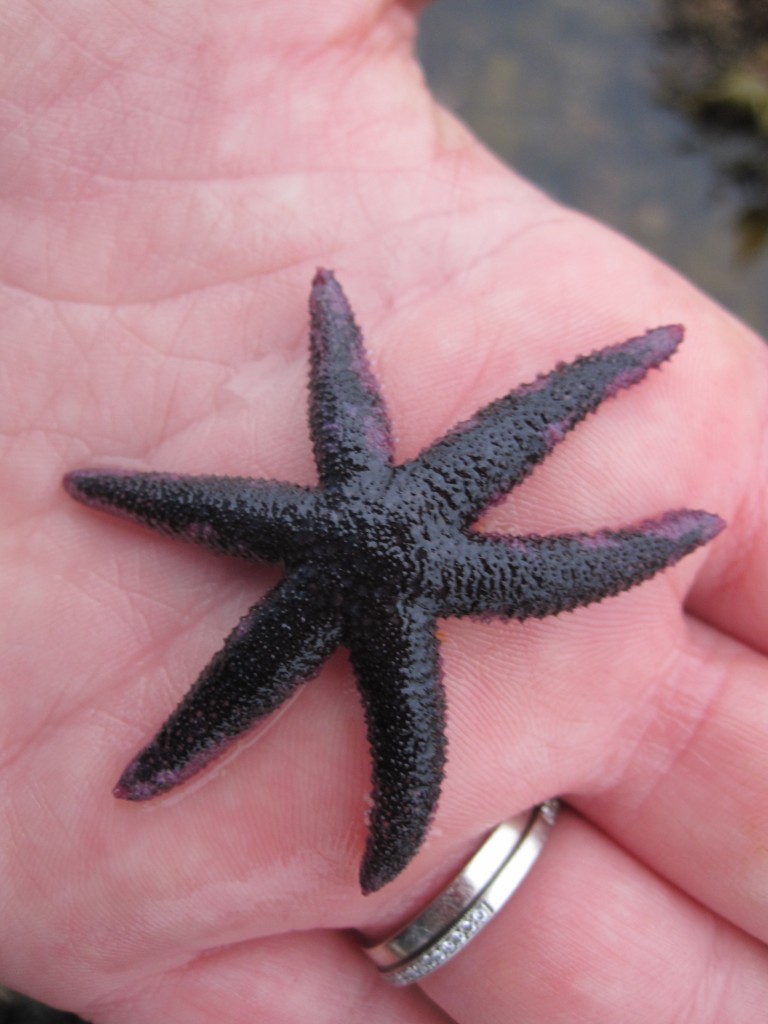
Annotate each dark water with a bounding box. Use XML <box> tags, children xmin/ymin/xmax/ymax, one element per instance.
<box><xmin>419</xmin><ymin>0</ymin><xmax>768</xmax><ymax>337</ymax></box>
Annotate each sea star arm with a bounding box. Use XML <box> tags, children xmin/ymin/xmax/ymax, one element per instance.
<box><xmin>439</xmin><ymin>510</ymin><xmax>725</xmax><ymax>619</ymax></box>
<box><xmin>309</xmin><ymin>269</ymin><xmax>394</xmax><ymax>485</ymax></box>
<box><xmin>346</xmin><ymin>600</ymin><xmax>447</xmax><ymax>894</ymax></box>
<box><xmin>115</xmin><ymin>567</ymin><xmax>342</xmax><ymax>799</ymax></box>
<box><xmin>63</xmin><ymin>470</ymin><xmax>319</xmax><ymax>563</ymax></box>
<box><xmin>402</xmin><ymin>326</ymin><xmax>685</xmax><ymax>524</ymax></box>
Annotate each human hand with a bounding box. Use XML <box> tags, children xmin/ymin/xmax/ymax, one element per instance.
<box><xmin>2</xmin><ymin>2</ymin><xmax>766</xmax><ymax>1021</ymax></box>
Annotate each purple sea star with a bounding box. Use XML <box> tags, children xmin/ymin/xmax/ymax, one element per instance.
<box><xmin>64</xmin><ymin>270</ymin><xmax>723</xmax><ymax>893</ymax></box>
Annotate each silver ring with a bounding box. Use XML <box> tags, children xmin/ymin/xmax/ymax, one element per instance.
<box><xmin>361</xmin><ymin>799</ymin><xmax>560</xmax><ymax>986</ymax></box>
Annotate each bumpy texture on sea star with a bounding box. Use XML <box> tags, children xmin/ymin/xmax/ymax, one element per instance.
<box><xmin>64</xmin><ymin>269</ymin><xmax>723</xmax><ymax>893</ymax></box>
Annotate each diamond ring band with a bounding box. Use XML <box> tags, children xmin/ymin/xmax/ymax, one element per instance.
<box><xmin>361</xmin><ymin>799</ymin><xmax>560</xmax><ymax>986</ymax></box>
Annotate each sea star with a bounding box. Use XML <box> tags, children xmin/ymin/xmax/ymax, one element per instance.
<box><xmin>64</xmin><ymin>269</ymin><xmax>723</xmax><ymax>893</ymax></box>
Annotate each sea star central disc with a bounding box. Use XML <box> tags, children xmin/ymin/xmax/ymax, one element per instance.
<box><xmin>64</xmin><ymin>270</ymin><xmax>723</xmax><ymax>893</ymax></box>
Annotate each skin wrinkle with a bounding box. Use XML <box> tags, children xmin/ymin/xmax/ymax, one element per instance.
<box><xmin>695</xmin><ymin>424</ymin><xmax>768</xmax><ymax>642</ymax></box>
<box><xmin>2</xmin><ymin>159</ymin><xmax>530</xmax><ymax>305</ymax></box>
<box><xmin>101</xmin><ymin>933</ymin><xmax>418</xmax><ymax>1024</ymax></box>
<box><xmin>3</xmin><ymin>345</ymin><xmax>237</xmax><ymax>485</ymax></box>
<box><xmin>0</xmin><ymin>231</ymin><xmax>321</xmax><ymax>305</ymax></box>
<box><xmin>0</xmin><ymin>638</ymin><xmax>162</xmax><ymax>786</ymax></box>
<box><xmin>605</xmin><ymin>626</ymin><xmax>729</xmax><ymax>816</ymax></box>
<box><xmin>580</xmin><ymin>623</ymin><xmax>768</xmax><ymax>946</ymax></box>
<box><xmin>289</xmin><ymin>2</ymin><xmax>418</xmax><ymax>75</ymax></box>
<box><xmin>679</xmin><ymin>922</ymin><xmax>733</xmax><ymax>1024</ymax></box>
<box><xmin>66</xmin><ymin>524</ymin><xmax>242</xmax><ymax>661</ymax></box>
<box><xmin>41</xmin><ymin>317</ymin><xmax>251</xmax><ymax>460</ymax></box>
<box><xmin>24</xmin><ymin>0</ymin><xmax>123</xmax><ymax>75</ymax></box>
<box><xmin>0</xmin><ymin>693</ymin><xmax>89</xmax><ymax>799</ymax></box>
<box><xmin>3</xmin><ymin>27</ymin><xmax>505</xmax><ymax>307</ymax></box>
<box><xmin>111</xmin><ymin>312</ymin><xmax>233</xmax><ymax>370</ymax></box>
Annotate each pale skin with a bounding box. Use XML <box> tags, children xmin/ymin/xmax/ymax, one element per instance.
<box><xmin>1</xmin><ymin>1</ymin><xmax>767</xmax><ymax>1021</ymax></box>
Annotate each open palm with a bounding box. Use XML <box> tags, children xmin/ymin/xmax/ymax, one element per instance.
<box><xmin>2</xmin><ymin>3</ymin><xmax>767</xmax><ymax>1022</ymax></box>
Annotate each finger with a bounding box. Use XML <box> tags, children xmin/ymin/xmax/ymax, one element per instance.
<box><xmin>687</xmin><ymin>442</ymin><xmax>768</xmax><ymax>656</ymax></box>
<box><xmin>90</xmin><ymin>930</ymin><xmax>452</xmax><ymax>1024</ymax></box>
<box><xmin>576</xmin><ymin>614</ymin><xmax>768</xmax><ymax>944</ymax></box>
<box><xmin>408</xmin><ymin>811</ymin><xmax>768</xmax><ymax>1024</ymax></box>
<box><xmin>677</xmin><ymin>321</ymin><xmax>768</xmax><ymax>656</ymax></box>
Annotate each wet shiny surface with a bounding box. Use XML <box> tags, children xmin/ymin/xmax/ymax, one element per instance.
<box><xmin>419</xmin><ymin>0</ymin><xmax>768</xmax><ymax>336</ymax></box>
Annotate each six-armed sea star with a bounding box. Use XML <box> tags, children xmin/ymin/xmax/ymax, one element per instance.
<box><xmin>64</xmin><ymin>269</ymin><xmax>722</xmax><ymax>893</ymax></box>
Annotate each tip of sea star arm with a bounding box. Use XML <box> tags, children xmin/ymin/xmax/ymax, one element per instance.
<box><xmin>63</xmin><ymin>467</ymin><xmax>126</xmax><ymax>506</ymax></box>
<box><xmin>312</xmin><ymin>267</ymin><xmax>335</xmax><ymax>288</ymax></box>
<box><xmin>308</xmin><ymin>269</ymin><xmax>394</xmax><ymax>484</ymax></box>
<box><xmin>642</xmin><ymin>507</ymin><xmax>725</xmax><ymax>546</ymax></box>
<box><xmin>114</xmin><ymin>744</ymin><xmax>220</xmax><ymax>800</ymax></box>
<box><xmin>359</xmin><ymin>768</ymin><xmax>444</xmax><ymax>895</ymax></box>
<box><xmin>596</xmin><ymin>324</ymin><xmax>684</xmax><ymax>396</ymax></box>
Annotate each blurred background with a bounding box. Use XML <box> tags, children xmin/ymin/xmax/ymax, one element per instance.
<box><xmin>3</xmin><ymin>1</ymin><xmax>766</xmax><ymax>1021</ymax></box>
<box><xmin>419</xmin><ymin>0</ymin><xmax>768</xmax><ymax>337</ymax></box>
